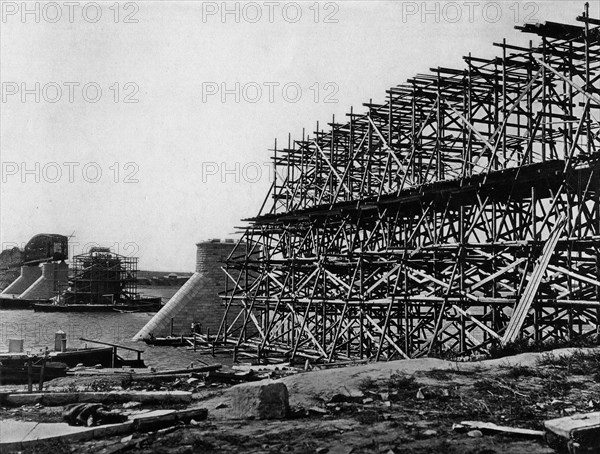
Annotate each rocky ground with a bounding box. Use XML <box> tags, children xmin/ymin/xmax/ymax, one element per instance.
<box><xmin>6</xmin><ymin>347</ymin><xmax>600</xmax><ymax>454</ymax></box>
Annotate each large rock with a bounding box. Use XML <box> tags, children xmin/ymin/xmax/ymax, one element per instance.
<box><xmin>230</xmin><ymin>380</ymin><xmax>289</xmax><ymax>419</ymax></box>
<box><xmin>545</xmin><ymin>411</ymin><xmax>600</xmax><ymax>453</ymax></box>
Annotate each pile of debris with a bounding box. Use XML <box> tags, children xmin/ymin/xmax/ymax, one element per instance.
<box><xmin>3</xmin><ymin>348</ymin><xmax>600</xmax><ymax>453</ymax></box>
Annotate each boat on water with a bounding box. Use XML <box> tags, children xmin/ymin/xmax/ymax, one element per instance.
<box><xmin>0</xmin><ymin>360</ymin><xmax>68</xmax><ymax>384</ymax></box>
<box><xmin>0</xmin><ymin>348</ymin><xmax>112</xmax><ymax>385</ymax></box>
<box><xmin>144</xmin><ymin>335</ymin><xmax>189</xmax><ymax>347</ymax></box>
<box><xmin>0</xmin><ymin>295</ymin><xmax>50</xmax><ymax>309</ymax></box>
<box><xmin>50</xmin><ymin>346</ymin><xmax>115</xmax><ymax>367</ymax></box>
<box><xmin>32</xmin><ymin>296</ymin><xmax>162</xmax><ymax>313</ymax></box>
<box><xmin>0</xmin><ymin>339</ymin><xmax>146</xmax><ymax>384</ymax></box>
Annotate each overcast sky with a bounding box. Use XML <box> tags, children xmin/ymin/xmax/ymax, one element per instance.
<box><xmin>0</xmin><ymin>0</ymin><xmax>597</xmax><ymax>271</ymax></box>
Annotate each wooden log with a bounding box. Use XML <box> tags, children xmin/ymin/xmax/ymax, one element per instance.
<box><xmin>460</xmin><ymin>421</ymin><xmax>545</xmax><ymax>438</ymax></box>
<box><xmin>150</xmin><ymin>364</ymin><xmax>221</xmax><ymax>375</ymax></box>
<box><xmin>27</xmin><ymin>359</ymin><xmax>33</xmax><ymax>393</ymax></box>
<box><xmin>200</xmin><ymin>370</ymin><xmax>261</xmax><ymax>383</ymax></box>
<box><xmin>79</xmin><ymin>338</ymin><xmax>144</xmax><ymax>354</ymax></box>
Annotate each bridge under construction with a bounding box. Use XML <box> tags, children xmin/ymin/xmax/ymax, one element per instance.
<box><xmin>208</xmin><ymin>7</ymin><xmax>600</xmax><ymax>363</ymax></box>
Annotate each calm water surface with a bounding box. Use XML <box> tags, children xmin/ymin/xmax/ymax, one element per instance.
<box><xmin>0</xmin><ymin>305</ymin><xmax>224</xmax><ymax>370</ymax></box>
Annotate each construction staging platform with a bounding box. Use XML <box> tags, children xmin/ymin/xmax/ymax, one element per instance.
<box><xmin>202</xmin><ymin>7</ymin><xmax>600</xmax><ymax>363</ymax></box>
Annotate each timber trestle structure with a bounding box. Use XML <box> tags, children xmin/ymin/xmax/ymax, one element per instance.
<box><xmin>210</xmin><ymin>9</ymin><xmax>600</xmax><ymax>363</ymax></box>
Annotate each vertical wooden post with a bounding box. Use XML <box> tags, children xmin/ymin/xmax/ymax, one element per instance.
<box><xmin>38</xmin><ymin>352</ymin><xmax>47</xmax><ymax>392</ymax></box>
<box><xmin>584</xmin><ymin>2</ymin><xmax>591</xmax><ymax>156</ymax></box>
<box><xmin>27</xmin><ymin>359</ymin><xmax>33</xmax><ymax>393</ymax></box>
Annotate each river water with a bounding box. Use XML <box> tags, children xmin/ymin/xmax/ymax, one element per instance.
<box><xmin>0</xmin><ymin>306</ymin><xmax>224</xmax><ymax>370</ymax></box>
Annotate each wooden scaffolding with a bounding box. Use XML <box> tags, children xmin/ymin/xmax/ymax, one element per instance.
<box><xmin>210</xmin><ymin>7</ymin><xmax>600</xmax><ymax>363</ymax></box>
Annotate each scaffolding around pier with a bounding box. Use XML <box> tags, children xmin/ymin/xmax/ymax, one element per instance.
<box><xmin>65</xmin><ymin>248</ymin><xmax>138</xmax><ymax>305</ymax></box>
